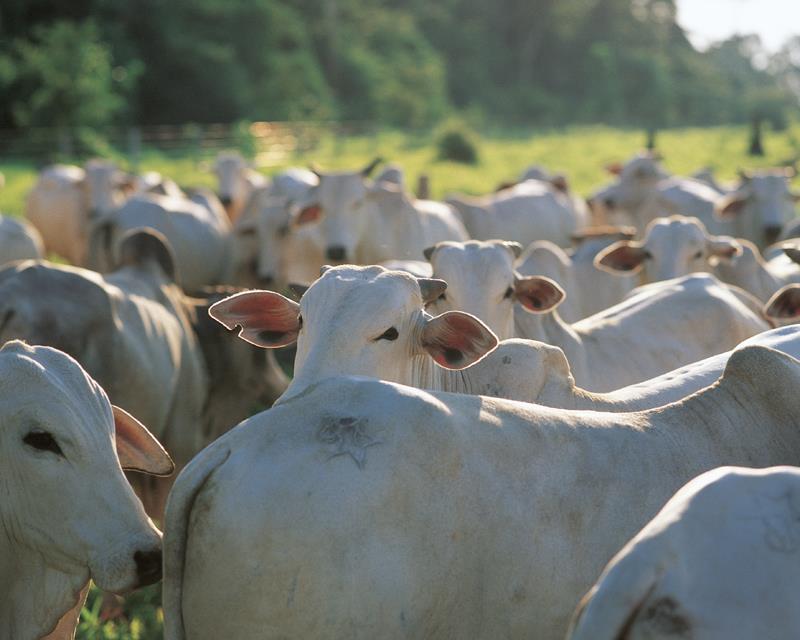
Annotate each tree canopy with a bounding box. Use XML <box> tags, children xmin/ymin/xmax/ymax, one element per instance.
<box><xmin>0</xmin><ymin>0</ymin><xmax>796</xmax><ymax>131</ymax></box>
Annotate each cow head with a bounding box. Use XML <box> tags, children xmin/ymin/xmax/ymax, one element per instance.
<box><xmin>0</xmin><ymin>341</ymin><xmax>169</xmax><ymax>601</ymax></box>
<box><xmin>423</xmin><ymin>240</ymin><xmax>565</xmax><ymax>339</ymax></box>
<box><xmin>209</xmin><ymin>265</ymin><xmax>498</xmax><ymax>400</ymax></box>
<box><xmin>290</xmin><ymin>158</ymin><xmax>383</xmax><ymax>264</ymax></box>
<box><xmin>595</xmin><ymin>215</ymin><xmax>741</xmax><ymax>283</ymax></box>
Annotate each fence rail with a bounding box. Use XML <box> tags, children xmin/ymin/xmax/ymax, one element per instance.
<box><xmin>0</xmin><ymin>121</ymin><xmax>380</xmax><ymax>167</ymax></box>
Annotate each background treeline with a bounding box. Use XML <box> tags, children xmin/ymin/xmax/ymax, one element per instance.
<box><xmin>0</xmin><ymin>0</ymin><xmax>798</xmax><ymax>132</ymax></box>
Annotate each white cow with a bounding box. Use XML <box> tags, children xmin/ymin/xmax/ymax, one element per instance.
<box><xmin>25</xmin><ymin>161</ymin><xmax>127</xmax><ymax>265</ymax></box>
<box><xmin>233</xmin><ymin>168</ymin><xmax>322</xmax><ymax>287</ymax></box>
<box><xmin>291</xmin><ymin>160</ymin><xmax>468</xmax><ymax>268</ymax></box>
<box><xmin>423</xmin><ymin>241</ymin><xmax>768</xmax><ymax>390</ymax></box>
<box><xmin>485</xmin><ymin>325</ymin><xmax>800</xmax><ymax>411</ymax></box>
<box><xmin>0</xmin><ymin>340</ymin><xmax>171</xmax><ymax>640</ymax></box>
<box><xmin>163</xmin><ymin>344</ymin><xmax>800</xmax><ymax>640</ymax></box>
<box><xmin>209</xmin><ymin>265</ymin><xmax>498</xmax><ymax>403</ymax></box>
<box><xmin>592</xmin><ymin>159</ymin><xmax>799</xmax><ymax>246</ymax></box>
<box><xmin>0</xmin><ymin>215</ymin><xmax>44</xmax><ymax>264</ymax></box>
<box><xmin>595</xmin><ymin>215</ymin><xmax>741</xmax><ymax>284</ymax></box>
<box><xmin>87</xmin><ymin>189</ymin><xmax>233</xmax><ymax>292</ymax></box>
<box><xmin>446</xmin><ymin>178</ymin><xmax>587</xmax><ymax>248</ymax></box>
<box><xmin>716</xmin><ymin>168</ymin><xmax>799</xmax><ymax>246</ymax></box>
<box><xmin>568</xmin><ymin>465</ymin><xmax>800</xmax><ymax>640</ymax></box>
<box><xmin>714</xmin><ymin>240</ymin><xmax>800</xmax><ymax>302</ymax></box>
<box><xmin>0</xmin><ymin>230</ymin><xmax>287</xmax><ymax>463</ymax></box>
<box><xmin>517</xmin><ymin>228</ymin><xmax>637</xmax><ymax>320</ymax></box>
<box><xmin>212</xmin><ymin>151</ymin><xmax>267</xmax><ymax>222</ymax></box>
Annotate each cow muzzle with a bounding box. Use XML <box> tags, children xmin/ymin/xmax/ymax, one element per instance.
<box><xmin>764</xmin><ymin>225</ymin><xmax>783</xmax><ymax>245</ymax></box>
<box><xmin>133</xmin><ymin>548</ymin><xmax>163</xmax><ymax>587</ymax></box>
<box><xmin>326</xmin><ymin>246</ymin><xmax>348</xmax><ymax>262</ymax></box>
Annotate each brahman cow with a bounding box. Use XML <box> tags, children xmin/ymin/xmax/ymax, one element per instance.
<box><xmin>0</xmin><ymin>340</ymin><xmax>171</xmax><ymax>640</ymax></box>
<box><xmin>516</xmin><ymin>228</ymin><xmax>637</xmax><ymax>321</ymax></box>
<box><xmin>87</xmin><ymin>189</ymin><xmax>233</xmax><ymax>292</ymax></box>
<box><xmin>568</xmin><ymin>465</ymin><xmax>800</xmax><ymax>640</ymax></box>
<box><xmin>163</xmin><ymin>344</ymin><xmax>800</xmax><ymax>640</ymax></box>
<box><xmin>446</xmin><ymin>178</ymin><xmax>587</xmax><ymax>248</ymax></box>
<box><xmin>423</xmin><ymin>241</ymin><xmax>768</xmax><ymax>390</ymax></box>
<box><xmin>595</xmin><ymin>215</ymin><xmax>741</xmax><ymax>284</ymax></box>
<box><xmin>212</xmin><ymin>151</ymin><xmax>267</xmax><ymax>222</ymax></box>
<box><xmin>291</xmin><ymin>159</ymin><xmax>468</xmax><ymax>268</ymax></box>
<box><xmin>25</xmin><ymin>160</ymin><xmax>127</xmax><ymax>265</ymax></box>
<box><xmin>0</xmin><ymin>231</ymin><xmax>284</xmax><ymax>514</ymax></box>
<box><xmin>0</xmin><ymin>215</ymin><xmax>44</xmax><ymax>264</ymax></box>
<box><xmin>714</xmin><ymin>240</ymin><xmax>800</xmax><ymax>302</ymax></box>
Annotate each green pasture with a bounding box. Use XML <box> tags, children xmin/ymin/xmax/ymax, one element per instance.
<box><xmin>3</xmin><ymin>123</ymin><xmax>800</xmax><ymax>220</ymax></box>
<box><xmin>2</xmin><ymin>122</ymin><xmax>799</xmax><ymax>640</ymax></box>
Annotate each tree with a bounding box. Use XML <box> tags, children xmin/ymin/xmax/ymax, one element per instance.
<box><xmin>3</xmin><ymin>20</ymin><xmax>135</xmax><ymax>129</ymax></box>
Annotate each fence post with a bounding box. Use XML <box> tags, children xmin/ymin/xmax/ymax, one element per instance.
<box><xmin>58</xmin><ymin>128</ymin><xmax>73</xmax><ymax>160</ymax></box>
<box><xmin>128</xmin><ymin>127</ymin><xmax>142</xmax><ymax>171</ymax></box>
<box><xmin>416</xmin><ymin>174</ymin><xmax>430</xmax><ymax>200</ymax></box>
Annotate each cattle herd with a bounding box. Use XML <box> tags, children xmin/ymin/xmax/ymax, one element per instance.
<box><xmin>3</xmin><ymin>149</ymin><xmax>800</xmax><ymax>639</ymax></box>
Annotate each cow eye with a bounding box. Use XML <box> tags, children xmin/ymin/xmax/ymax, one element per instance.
<box><xmin>643</xmin><ymin>250</ymin><xmax>653</xmax><ymax>260</ymax></box>
<box><xmin>298</xmin><ymin>314</ymin><xmax>304</xmax><ymax>330</ymax></box>
<box><xmin>693</xmin><ymin>250</ymin><xmax>703</xmax><ymax>259</ymax></box>
<box><xmin>437</xmin><ymin>292</ymin><xmax>447</xmax><ymax>302</ymax></box>
<box><xmin>23</xmin><ymin>431</ymin><xmax>63</xmax><ymax>456</ymax></box>
<box><xmin>503</xmin><ymin>286</ymin><xmax>514</xmax><ymax>299</ymax></box>
<box><xmin>375</xmin><ymin>327</ymin><xmax>399</xmax><ymax>341</ymax></box>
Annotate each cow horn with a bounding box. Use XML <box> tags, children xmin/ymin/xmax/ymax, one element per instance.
<box><xmin>417</xmin><ymin>278</ymin><xmax>447</xmax><ymax>304</ymax></box>
<box><xmin>361</xmin><ymin>157</ymin><xmax>383</xmax><ymax>177</ymax></box>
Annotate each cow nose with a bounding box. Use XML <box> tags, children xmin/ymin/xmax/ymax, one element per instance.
<box><xmin>326</xmin><ymin>246</ymin><xmax>347</xmax><ymax>262</ymax></box>
<box><xmin>134</xmin><ymin>548</ymin><xmax>162</xmax><ymax>586</ymax></box>
<box><xmin>219</xmin><ymin>195</ymin><xmax>233</xmax><ymax>207</ymax></box>
<box><xmin>764</xmin><ymin>225</ymin><xmax>782</xmax><ymax>244</ymax></box>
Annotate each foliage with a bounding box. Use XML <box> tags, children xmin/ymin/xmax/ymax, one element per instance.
<box><xmin>435</xmin><ymin>119</ymin><xmax>479</xmax><ymax>164</ymax></box>
<box><xmin>76</xmin><ymin>583</ymin><xmax>162</xmax><ymax>640</ymax></box>
<box><xmin>0</xmin><ymin>0</ymin><xmax>797</xmax><ymax>132</ymax></box>
<box><xmin>0</xmin><ymin>20</ymin><xmax>136</xmax><ymax>130</ymax></box>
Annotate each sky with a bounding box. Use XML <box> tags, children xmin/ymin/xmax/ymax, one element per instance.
<box><xmin>676</xmin><ymin>0</ymin><xmax>800</xmax><ymax>53</ymax></box>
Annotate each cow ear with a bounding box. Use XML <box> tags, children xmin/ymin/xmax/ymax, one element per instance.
<box><xmin>113</xmin><ymin>406</ymin><xmax>174</xmax><ymax>476</ymax></box>
<box><xmin>715</xmin><ymin>193</ymin><xmax>748</xmax><ymax>218</ymax></box>
<box><xmin>595</xmin><ymin>241</ymin><xmax>647</xmax><ymax>273</ymax></box>
<box><xmin>706</xmin><ymin>235</ymin><xmax>742</xmax><ymax>261</ymax></box>
<box><xmin>765</xmin><ymin>285</ymin><xmax>800</xmax><ymax>321</ymax></box>
<box><xmin>208</xmin><ymin>290</ymin><xmax>300</xmax><ymax>347</ymax></box>
<box><xmin>783</xmin><ymin>244</ymin><xmax>800</xmax><ymax>266</ymax></box>
<box><xmin>605</xmin><ymin>162</ymin><xmax>623</xmax><ymax>176</ymax></box>
<box><xmin>514</xmin><ymin>276</ymin><xmax>565</xmax><ymax>313</ymax></box>
<box><xmin>420</xmin><ymin>311</ymin><xmax>498</xmax><ymax>369</ymax></box>
<box><xmin>292</xmin><ymin>203</ymin><xmax>323</xmax><ymax>227</ymax></box>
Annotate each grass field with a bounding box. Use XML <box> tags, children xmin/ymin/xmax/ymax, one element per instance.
<box><xmin>3</xmin><ymin>123</ymin><xmax>800</xmax><ymax>219</ymax></box>
<box><xmin>3</xmin><ymin>122</ymin><xmax>800</xmax><ymax>640</ymax></box>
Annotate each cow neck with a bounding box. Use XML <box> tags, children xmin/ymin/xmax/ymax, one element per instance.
<box><xmin>0</xmin><ymin>539</ymin><xmax>89</xmax><ymax>640</ymax></box>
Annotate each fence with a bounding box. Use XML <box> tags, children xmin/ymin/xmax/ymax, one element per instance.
<box><xmin>0</xmin><ymin>120</ymin><xmax>380</xmax><ymax>168</ymax></box>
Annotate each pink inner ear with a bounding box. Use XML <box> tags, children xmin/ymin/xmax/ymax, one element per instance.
<box><xmin>515</xmin><ymin>277</ymin><xmax>565</xmax><ymax>312</ymax></box>
<box><xmin>421</xmin><ymin>311</ymin><xmax>498</xmax><ymax>370</ymax></box>
<box><xmin>765</xmin><ymin>286</ymin><xmax>800</xmax><ymax>320</ymax></box>
<box><xmin>296</xmin><ymin>204</ymin><xmax>322</xmax><ymax>225</ymax></box>
<box><xmin>113</xmin><ymin>405</ymin><xmax>174</xmax><ymax>476</ymax></box>
<box><xmin>718</xmin><ymin>196</ymin><xmax>747</xmax><ymax>217</ymax></box>
<box><xmin>208</xmin><ymin>290</ymin><xmax>300</xmax><ymax>347</ymax></box>
<box><xmin>597</xmin><ymin>244</ymin><xmax>645</xmax><ymax>272</ymax></box>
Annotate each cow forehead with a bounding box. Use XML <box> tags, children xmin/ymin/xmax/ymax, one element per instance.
<box><xmin>315</xmin><ymin>173</ymin><xmax>366</xmax><ymax>200</ymax></box>
<box><xmin>303</xmin><ymin>267</ymin><xmax>422</xmax><ymax>321</ymax></box>
<box><xmin>433</xmin><ymin>242</ymin><xmax>515</xmax><ymax>281</ymax></box>
<box><xmin>0</xmin><ymin>342</ymin><xmax>111</xmax><ymax>435</ymax></box>
<box><xmin>647</xmin><ymin>217</ymin><xmax>705</xmax><ymax>244</ymax></box>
